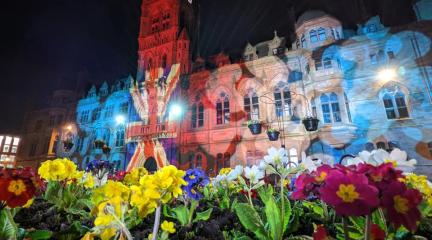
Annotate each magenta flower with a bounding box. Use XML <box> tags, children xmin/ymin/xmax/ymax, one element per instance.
<box><xmin>319</xmin><ymin>169</ymin><xmax>379</xmax><ymax>216</ymax></box>
<box><xmin>291</xmin><ymin>173</ymin><xmax>317</xmax><ymax>200</ymax></box>
<box><xmin>381</xmin><ymin>181</ymin><xmax>422</xmax><ymax>232</ymax></box>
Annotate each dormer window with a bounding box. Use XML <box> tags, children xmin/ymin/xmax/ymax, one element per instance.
<box><xmin>310</xmin><ymin>30</ymin><xmax>318</xmax><ymax>43</ymax></box>
<box><xmin>366</xmin><ymin>24</ymin><xmax>377</xmax><ymax>33</ymax></box>
<box><xmin>318</xmin><ymin>28</ymin><xmax>327</xmax><ymax>41</ymax></box>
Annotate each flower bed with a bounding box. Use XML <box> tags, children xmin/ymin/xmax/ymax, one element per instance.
<box><xmin>1</xmin><ymin>148</ymin><xmax>432</xmax><ymax>240</ymax></box>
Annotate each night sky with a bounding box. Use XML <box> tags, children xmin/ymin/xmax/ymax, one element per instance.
<box><xmin>0</xmin><ymin>0</ymin><xmax>415</xmax><ymax>134</ymax></box>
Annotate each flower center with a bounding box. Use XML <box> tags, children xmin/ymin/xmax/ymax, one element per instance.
<box><xmin>315</xmin><ymin>172</ymin><xmax>327</xmax><ymax>182</ymax></box>
<box><xmin>189</xmin><ymin>175</ymin><xmax>196</xmax><ymax>180</ymax></box>
<box><xmin>8</xmin><ymin>180</ymin><xmax>27</xmax><ymax>196</ymax></box>
<box><xmin>393</xmin><ymin>195</ymin><xmax>409</xmax><ymax>214</ymax></box>
<box><xmin>336</xmin><ymin>184</ymin><xmax>359</xmax><ymax>203</ymax></box>
<box><xmin>385</xmin><ymin>159</ymin><xmax>397</xmax><ymax>167</ymax></box>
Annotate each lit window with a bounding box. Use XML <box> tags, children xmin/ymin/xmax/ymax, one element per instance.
<box><xmin>92</xmin><ymin>108</ymin><xmax>101</xmax><ymax>121</ymax></box>
<box><xmin>3</xmin><ymin>136</ymin><xmax>12</xmax><ymax>153</ymax></box>
<box><xmin>120</xmin><ymin>102</ymin><xmax>129</xmax><ymax>114</ymax></box>
<box><xmin>318</xmin><ymin>28</ymin><xmax>327</xmax><ymax>41</ymax></box>
<box><xmin>274</xmin><ymin>86</ymin><xmax>292</xmax><ymax>118</ymax></box>
<box><xmin>244</xmin><ymin>92</ymin><xmax>260</xmax><ymax>120</ymax></box>
<box><xmin>320</xmin><ymin>93</ymin><xmax>341</xmax><ymax>124</ymax></box>
<box><xmin>288</xmin><ymin>148</ymin><xmax>298</xmax><ymax>166</ymax></box>
<box><xmin>216</xmin><ymin>93</ymin><xmax>230</xmax><ymax>125</ymax></box>
<box><xmin>115</xmin><ymin>129</ymin><xmax>125</xmax><ymax>147</ymax></box>
<box><xmin>191</xmin><ymin>101</ymin><xmax>204</xmax><ymax>128</ymax></box>
<box><xmin>105</xmin><ymin>106</ymin><xmax>114</xmax><ymax>119</ymax></box>
<box><xmin>382</xmin><ymin>91</ymin><xmax>409</xmax><ymax>120</ymax></box>
<box><xmin>310</xmin><ymin>30</ymin><xmax>318</xmax><ymax>43</ymax></box>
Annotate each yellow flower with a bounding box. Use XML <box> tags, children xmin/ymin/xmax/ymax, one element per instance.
<box><xmin>147</xmin><ymin>234</ymin><xmax>153</xmax><ymax>240</ymax></box>
<box><xmin>404</xmin><ymin>173</ymin><xmax>432</xmax><ymax>207</ymax></box>
<box><xmin>100</xmin><ymin>228</ymin><xmax>117</xmax><ymax>240</ymax></box>
<box><xmin>81</xmin><ymin>172</ymin><xmax>95</xmax><ymax>189</ymax></box>
<box><xmin>124</xmin><ymin>167</ymin><xmax>148</xmax><ymax>186</ymax></box>
<box><xmin>104</xmin><ymin>180</ymin><xmax>131</xmax><ymax>201</ymax></box>
<box><xmin>161</xmin><ymin>220</ymin><xmax>176</xmax><ymax>234</ymax></box>
<box><xmin>219</xmin><ymin>168</ymin><xmax>232</xmax><ymax>175</ymax></box>
<box><xmin>38</xmin><ymin>158</ymin><xmax>75</xmax><ymax>181</ymax></box>
<box><xmin>60</xmin><ymin>158</ymin><xmax>77</xmax><ymax>179</ymax></box>
<box><xmin>22</xmin><ymin>198</ymin><xmax>34</xmax><ymax>208</ymax></box>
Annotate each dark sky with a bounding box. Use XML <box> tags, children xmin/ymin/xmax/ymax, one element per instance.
<box><xmin>0</xmin><ymin>0</ymin><xmax>415</xmax><ymax>134</ymax></box>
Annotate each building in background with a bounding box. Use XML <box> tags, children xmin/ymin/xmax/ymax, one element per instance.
<box><xmin>0</xmin><ymin>135</ymin><xmax>20</xmax><ymax>167</ymax></box>
<box><xmin>61</xmin><ymin>77</ymin><xmax>135</xmax><ymax>170</ymax></box>
<box><xmin>17</xmin><ymin>90</ymin><xmax>77</xmax><ymax>169</ymax></box>
<box><xmin>126</xmin><ymin>0</ymin><xmax>432</xmax><ymax>177</ymax></box>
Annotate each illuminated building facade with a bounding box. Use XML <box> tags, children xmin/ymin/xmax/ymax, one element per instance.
<box><xmin>125</xmin><ymin>0</ymin><xmax>432</xmax><ymax>176</ymax></box>
<box><xmin>17</xmin><ymin>90</ymin><xmax>77</xmax><ymax>169</ymax></box>
<box><xmin>0</xmin><ymin>135</ymin><xmax>20</xmax><ymax>167</ymax></box>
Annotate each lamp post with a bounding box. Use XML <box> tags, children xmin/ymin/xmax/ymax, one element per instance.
<box><xmin>168</xmin><ymin>102</ymin><xmax>184</xmax><ymax>167</ymax></box>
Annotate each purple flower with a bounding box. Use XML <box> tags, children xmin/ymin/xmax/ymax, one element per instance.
<box><xmin>182</xmin><ymin>168</ymin><xmax>209</xmax><ymax>200</ymax></box>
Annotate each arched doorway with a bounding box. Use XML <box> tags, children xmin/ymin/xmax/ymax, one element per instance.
<box><xmin>144</xmin><ymin>157</ymin><xmax>158</xmax><ymax>173</ymax></box>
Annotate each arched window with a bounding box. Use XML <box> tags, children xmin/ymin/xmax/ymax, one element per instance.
<box><xmin>244</xmin><ymin>92</ymin><xmax>259</xmax><ymax>120</ymax></box>
<box><xmin>344</xmin><ymin>93</ymin><xmax>352</xmax><ymax>122</ymax></box>
<box><xmin>288</xmin><ymin>148</ymin><xmax>298</xmax><ymax>166</ymax></box>
<box><xmin>216</xmin><ymin>153</ymin><xmax>223</xmax><ymax>172</ymax></box>
<box><xmin>376</xmin><ymin>142</ymin><xmax>386</xmax><ymax>149</ymax></box>
<box><xmin>320</xmin><ymin>93</ymin><xmax>341</xmax><ymax>124</ymax></box>
<box><xmin>191</xmin><ymin>100</ymin><xmax>204</xmax><ymax>129</ymax></box>
<box><xmin>162</xmin><ymin>54</ymin><xmax>167</xmax><ymax>68</ymax></box>
<box><xmin>318</xmin><ymin>28</ymin><xmax>327</xmax><ymax>41</ymax></box>
<box><xmin>188</xmin><ymin>154</ymin><xmax>194</xmax><ymax>169</ymax></box>
<box><xmin>310</xmin><ymin>30</ymin><xmax>318</xmax><ymax>43</ymax></box>
<box><xmin>274</xmin><ymin>86</ymin><xmax>292</xmax><ymax>118</ymax></box>
<box><xmin>382</xmin><ymin>91</ymin><xmax>409</xmax><ymax>119</ymax></box>
<box><xmin>115</xmin><ymin>129</ymin><xmax>125</xmax><ymax>147</ymax></box>
<box><xmin>323</xmin><ymin>57</ymin><xmax>332</xmax><ymax>69</ymax></box>
<box><xmin>196</xmin><ymin>154</ymin><xmax>202</xmax><ymax>169</ymax></box>
<box><xmin>223</xmin><ymin>153</ymin><xmax>231</xmax><ymax>168</ymax></box>
<box><xmin>301</xmin><ymin>35</ymin><xmax>306</xmax><ymax>48</ymax></box>
<box><xmin>216</xmin><ymin>93</ymin><xmax>230</xmax><ymax>125</ymax></box>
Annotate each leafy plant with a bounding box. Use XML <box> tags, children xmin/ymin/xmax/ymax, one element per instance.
<box><xmin>164</xmin><ymin>200</ymin><xmax>212</xmax><ymax>227</ymax></box>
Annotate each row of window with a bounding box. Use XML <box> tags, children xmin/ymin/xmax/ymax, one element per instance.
<box><xmin>188</xmin><ymin>152</ymin><xmax>231</xmax><ymax>172</ymax></box>
<box><xmin>189</xmin><ymin>89</ymin><xmax>409</xmax><ymax>129</ymax></box>
<box><xmin>0</xmin><ymin>136</ymin><xmax>19</xmax><ymax>154</ymax></box>
<box><xmin>79</xmin><ymin>103</ymin><xmax>128</xmax><ymax>124</ymax></box>
<box><xmin>296</xmin><ymin>27</ymin><xmax>341</xmax><ymax>49</ymax></box>
<box><xmin>151</xmin><ymin>13</ymin><xmax>171</xmax><ymax>33</ymax></box>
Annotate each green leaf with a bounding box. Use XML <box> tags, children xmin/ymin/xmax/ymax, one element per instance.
<box><xmin>234</xmin><ymin>203</ymin><xmax>269</xmax><ymax>240</ymax></box>
<box><xmin>258</xmin><ymin>185</ymin><xmax>273</xmax><ymax>204</ymax></box>
<box><xmin>171</xmin><ymin>205</ymin><xmax>189</xmax><ymax>226</ymax></box>
<box><xmin>0</xmin><ymin>209</ymin><xmax>18</xmax><ymax>240</ymax></box>
<box><xmin>25</xmin><ymin>230</ymin><xmax>52</xmax><ymax>240</ymax></box>
<box><xmin>279</xmin><ymin>196</ymin><xmax>291</xmax><ymax>234</ymax></box>
<box><xmin>265</xmin><ymin>196</ymin><xmax>282</xmax><ymax>240</ymax></box>
<box><xmin>194</xmin><ymin>208</ymin><xmax>213</xmax><ymax>223</ymax></box>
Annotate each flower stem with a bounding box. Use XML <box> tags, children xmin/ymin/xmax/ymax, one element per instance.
<box><xmin>342</xmin><ymin>217</ymin><xmax>351</xmax><ymax>240</ymax></box>
<box><xmin>247</xmin><ymin>188</ymin><xmax>254</xmax><ymax>207</ymax></box>
<box><xmin>151</xmin><ymin>205</ymin><xmax>162</xmax><ymax>240</ymax></box>
<box><xmin>364</xmin><ymin>215</ymin><xmax>371</xmax><ymax>240</ymax></box>
<box><xmin>280</xmin><ymin>178</ymin><xmax>285</xmax><ymax>236</ymax></box>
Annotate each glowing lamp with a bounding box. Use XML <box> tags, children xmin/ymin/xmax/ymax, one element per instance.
<box><xmin>377</xmin><ymin>68</ymin><xmax>397</xmax><ymax>82</ymax></box>
<box><xmin>169</xmin><ymin>103</ymin><xmax>183</xmax><ymax>120</ymax></box>
<box><xmin>115</xmin><ymin>115</ymin><xmax>126</xmax><ymax>125</ymax></box>
<box><xmin>66</xmin><ymin>125</ymin><xmax>73</xmax><ymax>131</ymax></box>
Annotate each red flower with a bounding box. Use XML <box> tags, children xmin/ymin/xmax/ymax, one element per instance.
<box><xmin>0</xmin><ymin>168</ymin><xmax>37</xmax><ymax>208</ymax></box>
<box><xmin>314</xmin><ymin>165</ymin><xmax>332</xmax><ymax>183</ymax></box>
<box><xmin>239</xmin><ymin>189</ymin><xmax>257</xmax><ymax>199</ymax></box>
<box><xmin>370</xmin><ymin>224</ymin><xmax>385</xmax><ymax>240</ymax></box>
<box><xmin>291</xmin><ymin>173</ymin><xmax>317</xmax><ymax>200</ymax></box>
<box><xmin>319</xmin><ymin>169</ymin><xmax>379</xmax><ymax>216</ymax></box>
<box><xmin>313</xmin><ymin>225</ymin><xmax>330</xmax><ymax>240</ymax></box>
<box><xmin>357</xmin><ymin>163</ymin><xmax>403</xmax><ymax>191</ymax></box>
<box><xmin>381</xmin><ymin>181</ymin><xmax>422</xmax><ymax>232</ymax></box>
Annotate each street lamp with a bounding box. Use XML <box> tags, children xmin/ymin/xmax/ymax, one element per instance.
<box><xmin>169</xmin><ymin>103</ymin><xmax>183</xmax><ymax>120</ymax></box>
<box><xmin>66</xmin><ymin>125</ymin><xmax>73</xmax><ymax>131</ymax></box>
<box><xmin>115</xmin><ymin>115</ymin><xmax>126</xmax><ymax>125</ymax></box>
<box><xmin>377</xmin><ymin>68</ymin><xmax>397</xmax><ymax>82</ymax></box>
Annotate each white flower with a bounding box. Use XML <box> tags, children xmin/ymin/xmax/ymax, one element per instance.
<box><xmin>227</xmin><ymin>165</ymin><xmax>243</xmax><ymax>181</ymax></box>
<box><xmin>212</xmin><ymin>174</ymin><xmax>227</xmax><ymax>187</ymax></box>
<box><xmin>244</xmin><ymin>165</ymin><xmax>264</xmax><ymax>184</ymax></box>
<box><xmin>258</xmin><ymin>160</ymin><xmax>267</xmax><ymax>171</ymax></box>
<box><xmin>371</xmin><ymin>148</ymin><xmax>416</xmax><ymax>173</ymax></box>
<box><xmin>263</xmin><ymin>147</ymin><xmax>288</xmax><ymax>167</ymax></box>
<box><xmin>345</xmin><ymin>150</ymin><xmax>375</xmax><ymax>166</ymax></box>
<box><xmin>301</xmin><ymin>152</ymin><xmax>321</xmax><ymax>172</ymax></box>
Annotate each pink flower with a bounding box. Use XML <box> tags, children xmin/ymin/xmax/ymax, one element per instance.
<box><xmin>319</xmin><ymin>169</ymin><xmax>379</xmax><ymax>216</ymax></box>
<box><xmin>357</xmin><ymin>163</ymin><xmax>403</xmax><ymax>191</ymax></box>
<box><xmin>381</xmin><ymin>181</ymin><xmax>422</xmax><ymax>232</ymax></box>
<box><xmin>291</xmin><ymin>173</ymin><xmax>317</xmax><ymax>200</ymax></box>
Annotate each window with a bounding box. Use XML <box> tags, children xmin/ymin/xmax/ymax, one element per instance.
<box><xmin>115</xmin><ymin>129</ymin><xmax>125</xmax><ymax>147</ymax></box>
<box><xmin>244</xmin><ymin>92</ymin><xmax>259</xmax><ymax>120</ymax></box>
<box><xmin>191</xmin><ymin>102</ymin><xmax>204</xmax><ymax>128</ymax></box>
<box><xmin>367</xmin><ymin>24</ymin><xmax>377</xmax><ymax>33</ymax></box>
<box><xmin>188</xmin><ymin>154</ymin><xmax>194</xmax><ymax>169</ymax></box>
<box><xmin>216</xmin><ymin>93</ymin><xmax>230</xmax><ymax>125</ymax></box>
<box><xmin>223</xmin><ymin>153</ymin><xmax>231</xmax><ymax>168</ymax></box>
<box><xmin>80</xmin><ymin>111</ymin><xmax>90</xmax><ymax>123</ymax></box>
<box><xmin>377</xmin><ymin>50</ymin><xmax>386</xmax><ymax>64</ymax></box>
<box><xmin>344</xmin><ymin>93</ymin><xmax>352</xmax><ymax>122</ymax></box>
<box><xmin>3</xmin><ymin>136</ymin><xmax>12</xmax><ymax>153</ymax></box>
<box><xmin>274</xmin><ymin>87</ymin><xmax>292</xmax><ymax>118</ymax></box>
<box><xmin>29</xmin><ymin>142</ymin><xmax>37</xmax><ymax>156</ymax></box>
<box><xmin>216</xmin><ymin>153</ymin><xmax>223</xmax><ymax>172</ymax></box>
<box><xmin>120</xmin><ymin>102</ymin><xmax>128</xmax><ymax>114</ymax></box>
<box><xmin>376</xmin><ymin>142</ymin><xmax>386</xmax><ymax>149</ymax></box>
<box><xmin>387</xmin><ymin>51</ymin><xmax>395</xmax><ymax>59</ymax></box>
<box><xmin>320</xmin><ymin>93</ymin><xmax>341</xmax><ymax>124</ymax></box>
<box><xmin>162</xmin><ymin>54</ymin><xmax>167</xmax><ymax>68</ymax></box>
<box><xmin>382</xmin><ymin>91</ymin><xmax>409</xmax><ymax>119</ymax></box>
<box><xmin>92</xmin><ymin>108</ymin><xmax>101</xmax><ymax>122</ymax></box>
<box><xmin>310</xmin><ymin>30</ymin><xmax>318</xmax><ymax>43</ymax></box>
<box><xmin>295</xmin><ymin>39</ymin><xmax>300</xmax><ymax>49</ymax></box>
<box><xmin>318</xmin><ymin>28</ymin><xmax>327</xmax><ymax>41</ymax></box>
<box><xmin>370</xmin><ymin>54</ymin><xmax>378</xmax><ymax>64</ymax></box>
<box><xmin>323</xmin><ymin>57</ymin><xmax>332</xmax><ymax>69</ymax></box>
<box><xmin>301</xmin><ymin>35</ymin><xmax>306</xmax><ymax>48</ymax></box>
<box><xmin>428</xmin><ymin>142</ymin><xmax>432</xmax><ymax>156</ymax></box>
<box><xmin>288</xmin><ymin>148</ymin><xmax>298</xmax><ymax>166</ymax></box>
<box><xmin>311</xmin><ymin>97</ymin><xmax>317</xmax><ymax>117</ymax></box>
<box><xmin>105</xmin><ymin>106</ymin><xmax>114</xmax><ymax>119</ymax></box>
<box><xmin>315</xmin><ymin>59</ymin><xmax>323</xmax><ymax>71</ymax></box>
<box><xmin>196</xmin><ymin>154</ymin><xmax>203</xmax><ymax>169</ymax></box>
